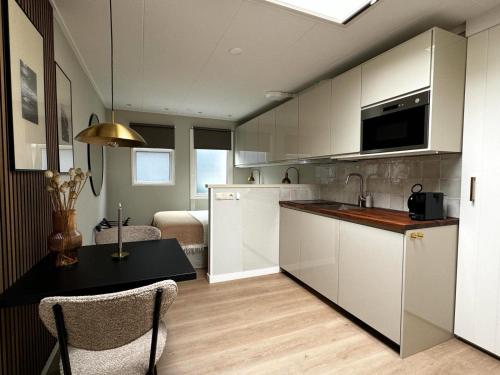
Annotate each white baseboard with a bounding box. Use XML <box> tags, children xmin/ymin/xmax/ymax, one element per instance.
<box><xmin>40</xmin><ymin>343</ymin><xmax>58</xmax><ymax>375</ymax></box>
<box><xmin>207</xmin><ymin>266</ymin><xmax>280</xmax><ymax>283</ymax></box>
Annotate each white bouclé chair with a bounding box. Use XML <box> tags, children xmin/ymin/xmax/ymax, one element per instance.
<box><xmin>39</xmin><ymin>280</ymin><xmax>177</xmax><ymax>375</ymax></box>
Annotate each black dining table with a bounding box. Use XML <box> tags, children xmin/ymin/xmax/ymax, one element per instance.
<box><xmin>0</xmin><ymin>239</ymin><xmax>196</xmax><ymax>308</ymax></box>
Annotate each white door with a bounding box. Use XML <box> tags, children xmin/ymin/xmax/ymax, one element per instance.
<box><xmin>455</xmin><ymin>25</ymin><xmax>500</xmax><ymax>356</ymax></box>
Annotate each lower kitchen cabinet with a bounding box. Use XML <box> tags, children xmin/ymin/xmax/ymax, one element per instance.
<box><xmin>279</xmin><ymin>207</ymin><xmax>339</xmax><ymax>302</ymax></box>
<box><xmin>279</xmin><ymin>207</ymin><xmax>458</xmax><ymax>357</ymax></box>
<box><xmin>300</xmin><ymin>212</ymin><xmax>339</xmax><ymax>303</ymax></box>
<box><xmin>338</xmin><ymin>221</ymin><xmax>404</xmax><ymax>344</ymax></box>
<box><xmin>279</xmin><ymin>207</ymin><xmax>301</xmax><ymax>278</ymax></box>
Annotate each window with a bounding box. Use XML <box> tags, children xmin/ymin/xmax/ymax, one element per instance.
<box><xmin>190</xmin><ymin>128</ymin><xmax>233</xmax><ymax>198</ymax></box>
<box><xmin>263</xmin><ymin>0</ymin><xmax>377</xmax><ymax>24</ymax></box>
<box><xmin>132</xmin><ymin>148</ymin><xmax>175</xmax><ymax>186</ymax></box>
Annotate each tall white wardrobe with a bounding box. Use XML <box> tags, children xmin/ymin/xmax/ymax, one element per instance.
<box><xmin>455</xmin><ymin>22</ymin><xmax>500</xmax><ymax>356</ymax></box>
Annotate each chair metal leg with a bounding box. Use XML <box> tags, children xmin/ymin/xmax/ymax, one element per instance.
<box><xmin>53</xmin><ymin>304</ymin><xmax>72</xmax><ymax>375</ymax></box>
<box><xmin>148</xmin><ymin>289</ymin><xmax>163</xmax><ymax>375</ymax></box>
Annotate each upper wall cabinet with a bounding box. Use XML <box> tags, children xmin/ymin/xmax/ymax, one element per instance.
<box><xmin>275</xmin><ymin>97</ymin><xmax>299</xmax><ymax>161</ymax></box>
<box><xmin>235</xmin><ymin>117</ymin><xmax>259</xmax><ymax>166</ymax></box>
<box><xmin>235</xmin><ymin>27</ymin><xmax>465</xmax><ymax>167</ymax></box>
<box><xmin>361</xmin><ymin>30</ymin><xmax>432</xmax><ymax>107</ymax></box>
<box><xmin>331</xmin><ymin>66</ymin><xmax>361</xmax><ymax>155</ymax></box>
<box><xmin>258</xmin><ymin>110</ymin><xmax>276</xmax><ymax>163</ymax></box>
<box><xmin>298</xmin><ymin>80</ymin><xmax>332</xmax><ymax>158</ymax></box>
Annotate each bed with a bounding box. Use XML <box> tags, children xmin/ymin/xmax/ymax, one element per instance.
<box><xmin>152</xmin><ymin>210</ymin><xmax>208</xmax><ymax>268</ymax></box>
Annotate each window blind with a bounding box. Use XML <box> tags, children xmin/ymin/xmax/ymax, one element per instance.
<box><xmin>130</xmin><ymin>123</ymin><xmax>175</xmax><ymax>149</ymax></box>
<box><xmin>193</xmin><ymin>127</ymin><xmax>232</xmax><ymax>150</ymax></box>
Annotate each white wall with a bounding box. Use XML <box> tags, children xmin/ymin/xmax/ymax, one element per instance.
<box><xmin>106</xmin><ymin>110</ymin><xmax>235</xmax><ymax>225</ymax></box>
<box><xmin>53</xmin><ymin>20</ymin><xmax>107</xmax><ymax>244</ymax></box>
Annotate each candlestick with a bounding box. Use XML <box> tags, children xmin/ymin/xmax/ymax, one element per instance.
<box><xmin>111</xmin><ymin>202</ymin><xmax>129</xmax><ymax>259</ymax></box>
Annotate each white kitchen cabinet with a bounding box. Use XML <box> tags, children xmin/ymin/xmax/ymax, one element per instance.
<box><xmin>402</xmin><ymin>226</ymin><xmax>457</xmax><ymax>357</ymax></box>
<box><xmin>279</xmin><ymin>207</ymin><xmax>458</xmax><ymax>356</ymax></box>
<box><xmin>361</xmin><ymin>30</ymin><xmax>432</xmax><ymax>107</ymax></box>
<box><xmin>279</xmin><ymin>208</ymin><xmax>339</xmax><ymax>302</ymax></box>
<box><xmin>455</xmin><ymin>25</ymin><xmax>500</xmax><ymax>357</ymax></box>
<box><xmin>338</xmin><ymin>221</ymin><xmax>404</xmax><ymax>344</ymax></box>
<box><xmin>258</xmin><ymin>110</ymin><xmax>276</xmax><ymax>163</ymax></box>
<box><xmin>331</xmin><ymin>66</ymin><xmax>361</xmax><ymax>155</ymax></box>
<box><xmin>298</xmin><ymin>80</ymin><xmax>332</xmax><ymax>158</ymax></box>
<box><xmin>279</xmin><ymin>207</ymin><xmax>301</xmax><ymax>278</ymax></box>
<box><xmin>234</xmin><ymin>125</ymin><xmax>245</xmax><ymax>166</ymax></box>
<box><xmin>235</xmin><ymin>118</ymin><xmax>260</xmax><ymax>166</ymax></box>
<box><xmin>275</xmin><ymin>97</ymin><xmax>298</xmax><ymax>161</ymax></box>
<box><xmin>299</xmin><ymin>212</ymin><xmax>339</xmax><ymax>303</ymax></box>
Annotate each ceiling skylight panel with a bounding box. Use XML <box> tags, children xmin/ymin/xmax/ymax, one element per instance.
<box><xmin>263</xmin><ymin>0</ymin><xmax>377</xmax><ymax>24</ymax></box>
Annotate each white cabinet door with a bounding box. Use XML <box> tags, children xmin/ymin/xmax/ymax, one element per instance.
<box><xmin>279</xmin><ymin>207</ymin><xmax>301</xmax><ymax>278</ymax></box>
<box><xmin>275</xmin><ymin>97</ymin><xmax>298</xmax><ymax>161</ymax></box>
<box><xmin>402</xmin><ymin>227</ymin><xmax>457</xmax><ymax>357</ymax></box>
<box><xmin>299</xmin><ymin>212</ymin><xmax>339</xmax><ymax>303</ymax></box>
<box><xmin>235</xmin><ymin>119</ymin><xmax>259</xmax><ymax>166</ymax></box>
<box><xmin>361</xmin><ymin>30</ymin><xmax>432</xmax><ymax>107</ymax></box>
<box><xmin>258</xmin><ymin>110</ymin><xmax>276</xmax><ymax>163</ymax></box>
<box><xmin>338</xmin><ymin>221</ymin><xmax>404</xmax><ymax>344</ymax></box>
<box><xmin>331</xmin><ymin>66</ymin><xmax>361</xmax><ymax>155</ymax></box>
<box><xmin>235</xmin><ymin>125</ymin><xmax>245</xmax><ymax>166</ymax></box>
<box><xmin>246</xmin><ymin>117</ymin><xmax>260</xmax><ymax>165</ymax></box>
<box><xmin>298</xmin><ymin>80</ymin><xmax>332</xmax><ymax>158</ymax></box>
<box><xmin>455</xmin><ymin>25</ymin><xmax>500</xmax><ymax>356</ymax></box>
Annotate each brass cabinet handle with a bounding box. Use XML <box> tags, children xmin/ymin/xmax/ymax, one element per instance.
<box><xmin>417</xmin><ymin>232</ymin><xmax>424</xmax><ymax>238</ymax></box>
<box><xmin>410</xmin><ymin>233</ymin><xmax>418</xmax><ymax>239</ymax></box>
<box><xmin>410</xmin><ymin>232</ymin><xmax>424</xmax><ymax>239</ymax></box>
<box><xmin>470</xmin><ymin>177</ymin><xmax>476</xmax><ymax>202</ymax></box>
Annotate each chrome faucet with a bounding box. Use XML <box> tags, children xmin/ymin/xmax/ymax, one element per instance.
<box><xmin>345</xmin><ymin>173</ymin><xmax>366</xmax><ymax>207</ymax></box>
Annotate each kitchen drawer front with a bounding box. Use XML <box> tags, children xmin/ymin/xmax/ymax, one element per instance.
<box><xmin>338</xmin><ymin>221</ymin><xmax>404</xmax><ymax>344</ymax></box>
<box><xmin>361</xmin><ymin>30</ymin><xmax>432</xmax><ymax>107</ymax></box>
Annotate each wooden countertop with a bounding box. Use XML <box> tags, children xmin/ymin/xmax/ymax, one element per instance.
<box><xmin>279</xmin><ymin>200</ymin><xmax>459</xmax><ymax>233</ymax></box>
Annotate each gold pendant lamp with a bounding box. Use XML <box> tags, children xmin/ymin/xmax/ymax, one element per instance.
<box><xmin>74</xmin><ymin>0</ymin><xmax>146</xmax><ymax>148</ymax></box>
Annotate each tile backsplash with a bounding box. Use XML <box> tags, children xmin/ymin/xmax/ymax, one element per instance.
<box><xmin>316</xmin><ymin>154</ymin><xmax>462</xmax><ymax>217</ymax></box>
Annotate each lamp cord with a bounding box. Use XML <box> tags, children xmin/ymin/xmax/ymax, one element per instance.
<box><xmin>109</xmin><ymin>0</ymin><xmax>114</xmax><ymax>112</ymax></box>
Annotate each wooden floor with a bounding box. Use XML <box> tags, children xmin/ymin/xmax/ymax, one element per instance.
<box><xmin>157</xmin><ymin>271</ymin><xmax>500</xmax><ymax>374</ymax></box>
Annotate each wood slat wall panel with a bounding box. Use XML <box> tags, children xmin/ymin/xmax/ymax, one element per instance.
<box><xmin>0</xmin><ymin>0</ymin><xmax>58</xmax><ymax>373</ymax></box>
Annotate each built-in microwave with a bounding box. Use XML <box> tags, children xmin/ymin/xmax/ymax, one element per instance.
<box><xmin>361</xmin><ymin>91</ymin><xmax>430</xmax><ymax>154</ymax></box>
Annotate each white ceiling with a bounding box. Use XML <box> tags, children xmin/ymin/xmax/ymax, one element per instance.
<box><xmin>53</xmin><ymin>0</ymin><xmax>500</xmax><ymax>121</ymax></box>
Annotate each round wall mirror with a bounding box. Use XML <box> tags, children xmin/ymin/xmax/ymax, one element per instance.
<box><xmin>87</xmin><ymin>113</ymin><xmax>104</xmax><ymax>196</ymax></box>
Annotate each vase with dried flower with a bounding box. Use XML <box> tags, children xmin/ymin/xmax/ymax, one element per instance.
<box><xmin>45</xmin><ymin>168</ymin><xmax>90</xmax><ymax>267</ymax></box>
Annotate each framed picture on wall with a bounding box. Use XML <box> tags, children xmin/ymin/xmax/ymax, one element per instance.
<box><xmin>55</xmin><ymin>63</ymin><xmax>74</xmax><ymax>173</ymax></box>
<box><xmin>2</xmin><ymin>0</ymin><xmax>47</xmax><ymax>170</ymax></box>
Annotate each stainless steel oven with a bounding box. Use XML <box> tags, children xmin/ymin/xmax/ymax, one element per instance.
<box><xmin>361</xmin><ymin>91</ymin><xmax>430</xmax><ymax>154</ymax></box>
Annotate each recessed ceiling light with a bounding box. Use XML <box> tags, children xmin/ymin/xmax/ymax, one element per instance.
<box><xmin>263</xmin><ymin>0</ymin><xmax>377</xmax><ymax>24</ymax></box>
<box><xmin>228</xmin><ymin>47</ymin><xmax>243</xmax><ymax>55</ymax></box>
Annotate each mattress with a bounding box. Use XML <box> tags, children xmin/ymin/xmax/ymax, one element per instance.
<box><xmin>152</xmin><ymin>210</ymin><xmax>208</xmax><ymax>246</ymax></box>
